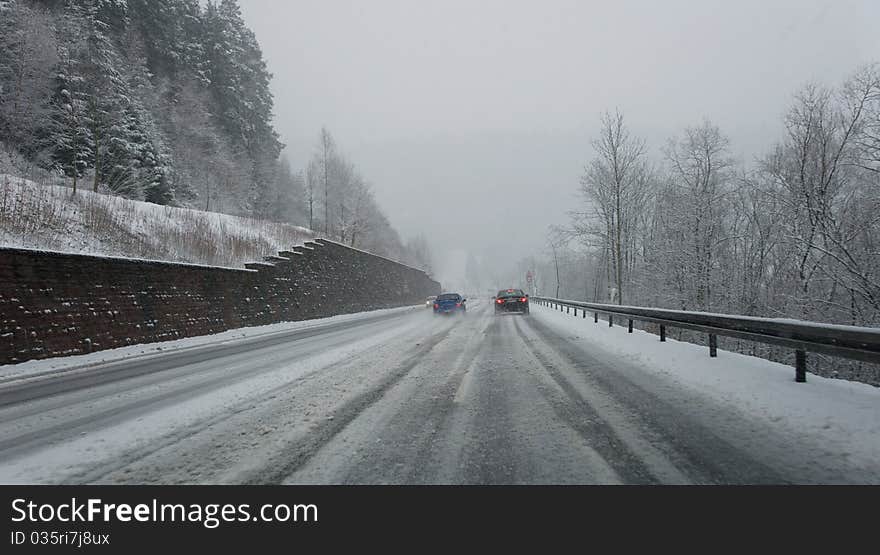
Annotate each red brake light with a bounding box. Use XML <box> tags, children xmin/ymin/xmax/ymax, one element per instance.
<box><xmin>456</xmin><ymin>303</ymin><xmax>461</xmax><ymax>307</ymax></box>
<box><xmin>433</xmin><ymin>304</ymin><xmax>439</xmax><ymax>309</ymax></box>
<box><xmin>521</xmin><ymin>297</ymin><xmax>528</xmax><ymax>302</ymax></box>
<box><xmin>496</xmin><ymin>298</ymin><xmax>504</xmax><ymax>304</ymax></box>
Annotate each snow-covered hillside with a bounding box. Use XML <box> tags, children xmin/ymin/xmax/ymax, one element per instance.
<box><xmin>0</xmin><ymin>175</ymin><xmax>315</xmax><ymax>268</ymax></box>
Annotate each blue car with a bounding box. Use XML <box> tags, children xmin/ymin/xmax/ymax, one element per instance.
<box><xmin>433</xmin><ymin>293</ymin><xmax>467</xmax><ymax>315</ymax></box>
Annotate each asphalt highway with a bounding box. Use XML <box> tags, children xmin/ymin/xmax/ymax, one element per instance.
<box><xmin>0</xmin><ymin>301</ymin><xmax>872</xmax><ymax>484</ymax></box>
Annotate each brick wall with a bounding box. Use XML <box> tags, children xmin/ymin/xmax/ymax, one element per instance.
<box><xmin>0</xmin><ymin>239</ymin><xmax>441</xmax><ymax>364</ymax></box>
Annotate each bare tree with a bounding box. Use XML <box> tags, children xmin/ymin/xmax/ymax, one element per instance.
<box><xmin>319</xmin><ymin>126</ymin><xmax>334</xmax><ymax>236</ymax></box>
<box><xmin>305</xmin><ymin>157</ymin><xmax>320</xmax><ymax>230</ymax></box>
<box><xmin>306</xmin><ymin>127</ymin><xmax>338</xmax><ymax>235</ymax></box>
<box><xmin>547</xmin><ymin>230</ymin><xmax>566</xmax><ymax>298</ymax></box>
<box><xmin>847</xmin><ymin>63</ymin><xmax>880</xmax><ymax>175</ymax></box>
<box><xmin>663</xmin><ymin>120</ymin><xmax>734</xmax><ymax>310</ymax></box>
<box><xmin>759</xmin><ymin>73</ymin><xmax>879</xmax><ymax>321</ymax></box>
<box><xmin>344</xmin><ymin>175</ymin><xmax>374</xmax><ymax>248</ymax></box>
<box><xmin>575</xmin><ymin>110</ymin><xmax>650</xmax><ymax>304</ymax></box>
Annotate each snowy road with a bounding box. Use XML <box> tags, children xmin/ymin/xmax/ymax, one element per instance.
<box><xmin>0</xmin><ymin>301</ymin><xmax>877</xmax><ymax>484</ymax></box>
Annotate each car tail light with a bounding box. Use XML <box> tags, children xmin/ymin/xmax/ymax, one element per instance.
<box><xmin>456</xmin><ymin>303</ymin><xmax>461</xmax><ymax>307</ymax></box>
<box><xmin>496</xmin><ymin>298</ymin><xmax>504</xmax><ymax>304</ymax></box>
<box><xmin>434</xmin><ymin>304</ymin><xmax>439</xmax><ymax>309</ymax></box>
<box><xmin>521</xmin><ymin>297</ymin><xmax>528</xmax><ymax>302</ymax></box>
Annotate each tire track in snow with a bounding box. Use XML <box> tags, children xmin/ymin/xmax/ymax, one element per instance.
<box><xmin>520</xmin><ymin>311</ymin><xmax>789</xmax><ymax>484</ymax></box>
<box><xmin>240</xmin><ymin>322</ymin><xmax>459</xmax><ymax>484</ymax></box>
<box><xmin>512</xmin><ymin>316</ymin><xmax>663</xmax><ymax>484</ymax></box>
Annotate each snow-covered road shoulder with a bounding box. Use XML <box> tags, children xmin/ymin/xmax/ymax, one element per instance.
<box><xmin>0</xmin><ymin>305</ymin><xmax>421</xmax><ymax>384</ymax></box>
<box><xmin>531</xmin><ymin>304</ymin><xmax>880</xmax><ymax>474</ymax></box>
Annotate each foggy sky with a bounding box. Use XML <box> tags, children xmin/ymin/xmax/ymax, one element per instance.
<box><xmin>237</xmin><ymin>0</ymin><xmax>880</xmax><ymax>287</ymax></box>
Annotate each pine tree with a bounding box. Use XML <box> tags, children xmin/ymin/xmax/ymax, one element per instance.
<box><xmin>125</xmin><ymin>0</ymin><xmax>183</xmax><ymax>77</ymax></box>
<box><xmin>4</xmin><ymin>0</ymin><xmax>293</xmax><ymax>218</ymax></box>
<box><xmin>203</xmin><ymin>0</ymin><xmax>279</xmax><ymax>152</ymax></box>
<box><xmin>43</xmin><ymin>38</ymin><xmax>93</xmax><ymax>192</ymax></box>
<box><xmin>118</xmin><ymin>32</ymin><xmax>175</xmax><ymax>202</ymax></box>
<box><xmin>203</xmin><ymin>0</ymin><xmax>282</xmax><ymax>214</ymax></box>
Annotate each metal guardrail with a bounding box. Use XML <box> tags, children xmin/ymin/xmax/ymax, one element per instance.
<box><xmin>531</xmin><ymin>296</ymin><xmax>880</xmax><ymax>383</ymax></box>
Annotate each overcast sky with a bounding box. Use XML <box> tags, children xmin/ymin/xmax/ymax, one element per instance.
<box><xmin>237</xmin><ymin>0</ymin><xmax>880</xmax><ymax>287</ymax></box>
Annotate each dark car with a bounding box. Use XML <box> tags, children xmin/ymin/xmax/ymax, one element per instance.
<box><xmin>494</xmin><ymin>289</ymin><xmax>529</xmax><ymax>315</ymax></box>
<box><xmin>433</xmin><ymin>293</ymin><xmax>467</xmax><ymax>315</ymax></box>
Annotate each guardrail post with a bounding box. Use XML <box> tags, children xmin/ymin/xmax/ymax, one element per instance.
<box><xmin>709</xmin><ymin>334</ymin><xmax>718</xmax><ymax>357</ymax></box>
<box><xmin>573</xmin><ymin>307</ymin><xmax>577</xmax><ymax>317</ymax></box>
<box><xmin>566</xmin><ymin>306</ymin><xmax>570</xmax><ymax>314</ymax></box>
<box><xmin>659</xmin><ymin>325</ymin><xmax>666</xmax><ymax>342</ymax></box>
<box><xmin>583</xmin><ymin>309</ymin><xmax>587</xmax><ymax>319</ymax></box>
<box><xmin>594</xmin><ymin>312</ymin><xmax>598</xmax><ymax>323</ymax></box>
<box><xmin>628</xmin><ymin>319</ymin><xmax>633</xmax><ymax>333</ymax></box>
<box><xmin>609</xmin><ymin>315</ymin><xmax>613</xmax><ymax>327</ymax></box>
<box><xmin>796</xmin><ymin>350</ymin><xmax>807</xmax><ymax>383</ymax></box>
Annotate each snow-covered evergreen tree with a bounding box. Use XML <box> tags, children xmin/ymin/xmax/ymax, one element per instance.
<box><xmin>2</xmin><ymin>0</ymin><xmax>409</xmax><ymax>264</ymax></box>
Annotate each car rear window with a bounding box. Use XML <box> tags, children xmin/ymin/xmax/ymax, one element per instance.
<box><xmin>437</xmin><ymin>294</ymin><xmax>460</xmax><ymax>301</ymax></box>
<box><xmin>497</xmin><ymin>289</ymin><xmax>525</xmax><ymax>297</ymax></box>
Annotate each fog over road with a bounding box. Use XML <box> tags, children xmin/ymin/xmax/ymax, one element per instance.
<box><xmin>0</xmin><ymin>302</ymin><xmax>873</xmax><ymax>485</ymax></box>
